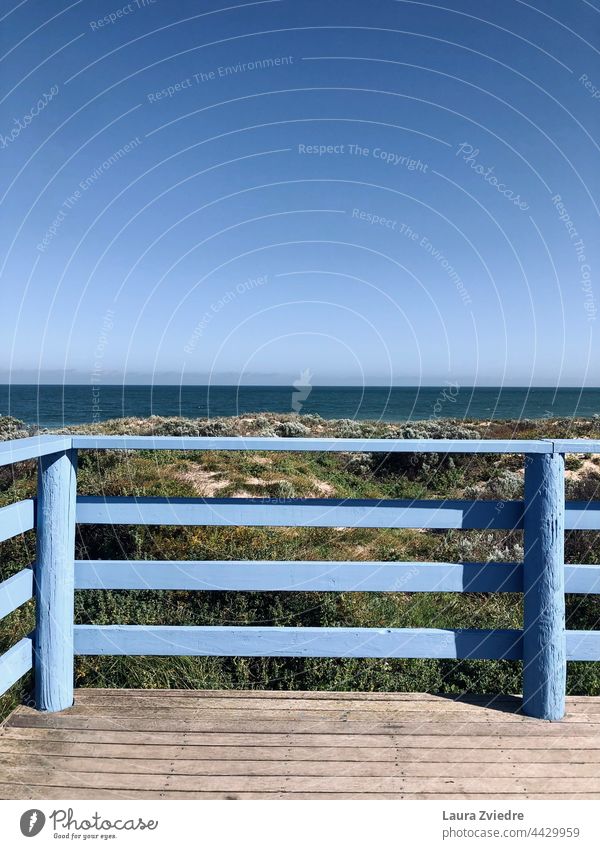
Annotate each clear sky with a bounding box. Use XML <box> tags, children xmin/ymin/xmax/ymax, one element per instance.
<box><xmin>0</xmin><ymin>0</ymin><xmax>598</xmax><ymax>386</ymax></box>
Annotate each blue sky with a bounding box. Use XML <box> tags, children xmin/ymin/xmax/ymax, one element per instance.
<box><xmin>0</xmin><ymin>0</ymin><xmax>598</xmax><ymax>386</ymax></box>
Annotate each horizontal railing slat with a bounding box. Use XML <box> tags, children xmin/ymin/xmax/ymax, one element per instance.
<box><xmin>0</xmin><ymin>568</ymin><xmax>33</xmax><ymax>618</ymax></box>
<box><xmin>71</xmin><ymin>561</ymin><xmax>600</xmax><ymax>594</ymax></box>
<box><xmin>73</xmin><ymin>625</ymin><xmax>522</xmax><ymax>660</ymax></box>
<box><xmin>565</xmin><ymin>502</ymin><xmax>600</xmax><ymax>530</ymax></box>
<box><xmin>0</xmin><ymin>637</ymin><xmax>33</xmax><ymax>696</ymax></box>
<box><xmin>72</xmin><ymin>436</ymin><xmax>552</xmax><ymax>453</ymax></box>
<box><xmin>564</xmin><ymin>565</ymin><xmax>600</xmax><ymax>594</ymax></box>
<box><xmin>0</xmin><ymin>435</ymin><xmax>72</xmax><ymax>467</ymax></box>
<box><xmin>566</xmin><ymin>631</ymin><xmax>600</xmax><ymax>661</ymax></box>
<box><xmin>75</xmin><ymin>496</ymin><xmax>523</xmax><ymax>530</ymax></box>
<box><xmin>73</xmin><ymin>498</ymin><xmax>599</xmax><ymax>531</ymax></box>
<box><xmin>74</xmin><ymin>560</ymin><xmax>522</xmax><ymax>592</ymax></box>
<box><xmin>0</xmin><ymin>436</ymin><xmax>598</xmax><ymax>460</ymax></box>
<box><xmin>0</xmin><ymin>500</ymin><xmax>35</xmax><ymax>542</ymax></box>
<box><xmin>552</xmin><ymin>440</ymin><xmax>600</xmax><ymax>454</ymax></box>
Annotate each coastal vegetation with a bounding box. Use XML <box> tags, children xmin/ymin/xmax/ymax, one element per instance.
<box><xmin>1</xmin><ymin>412</ymin><xmax>599</xmax><ymax>719</ymax></box>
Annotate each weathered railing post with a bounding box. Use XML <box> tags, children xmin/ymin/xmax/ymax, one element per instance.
<box><xmin>34</xmin><ymin>449</ymin><xmax>77</xmax><ymax>711</ymax></box>
<box><xmin>522</xmin><ymin>451</ymin><xmax>566</xmax><ymax>720</ymax></box>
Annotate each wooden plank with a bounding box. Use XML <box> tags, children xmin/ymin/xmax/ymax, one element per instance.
<box><xmin>563</xmin><ymin>699</ymin><xmax>600</xmax><ymax>712</ymax></box>
<box><xmin>565</xmin><ymin>564</ymin><xmax>600</xmax><ymax>593</ymax></box>
<box><xmin>63</xmin><ymin>705</ymin><xmax>593</xmax><ymax>722</ymax></box>
<box><xmin>36</xmin><ymin>705</ymin><xmax>595</xmax><ymax>723</ymax></box>
<box><xmin>72</xmin><ymin>435</ymin><xmax>552</xmax><ymax>454</ymax></box>
<box><xmin>72</xmin><ymin>625</ymin><xmax>523</xmax><ymax>660</ymax></box>
<box><xmin>74</xmin><ymin>559</ymin><xmax>523</xmax><ymax>592</ymax></box>
<box><xmin>34</xmin><ymin>449</ymin><xmax>77</xmax><ymax>712</ymax></box>
<box><xmin>44</xmin><ymin>698</ymin><xmax>530</xmax><ymax>715</ymax></box>
<box><xmin>552</xmin><ymin>439</ymin><xmax>600</xmax><ymax>454</ymax></box>
<box><xmin>8</xmin><ymin>713</ymin><xmax>598</xmax><ymax>735</ymax></box>
<box><xmin>2</xmin><ymin>726</ymin><xmax>596</xmax><ymax>748</ymax></box>
<box><xmin>0</xmin><ymin>638</ymin><xmax>32</xmax><ymax>697</ymax></box>
<box><xmin>75</xmin><ymin>496</ymin><xmax>524</xmax><ymax>530</ymax></box>
<box><xmin>3</xmin><ymin>753</ymin><xmax>599</xmax><ymax>779</ymax></box>
<box><xmin>72</xmin><ymin>688</ymin><xmax>521</xmax><ymax>700</ymax></box>
<box><xmin>3</xmin><ymin>739</ymin><xmax>599</xmax><ymax>763</ymax></box>
<box><xmin>566</xmin><ymin>630</ymin><xmax>600</xmax><ymax>660</ymax></box>
<box><xmin>48</xmin><ymin>691</ymin><xmax>600</xmax><ymax>717</ymax></box>
<box><xmin>565</xmin><ymin>502</ymin><xmax>600</xmax><ymax>530</ymax></box>
<box><xmin>522</xmin><ymin>452</ymin><xmax>565</xmax><ymax>720</ymax></box>
<box><xmin>0</xmin><ymin>568</ymin><xmax>33</xmax><ymax>619</ymax></box>
<box><xmin>72</xmin><ymin>691</ymin><xmax>600</xmax><ymax>718</ymax></box>
<box><xmin>4</xmin><ymin>785</ymin><xmax>594</xmax><ymax>799</ymax></box>
<box><xmin>76</xmin><ymin>690</ymin><xmax>600</xmax><ymax>711</ymax></box>
<box><xmin>8</xmin><ymin>704</ymin><xmax>540</xmax><ymax>722</ymax></box>
<box><xmin>0</xmin><ymin>500</ymin><xmax>35</xmax><ymax>542</ymax></box>
<box><xmin>70</xmin><ymin>691</ymin><xmax>528</xmax><ymax>721</ymax></box>
<box><xmin>67</xmin><ymin>700</ymin><xmax>525</xmax><ymax>714</ymax></box>
<box><xmin>0</xmin><ymin>766</ymin><xmax>598</xmax><ymax>793</ymax></box>
<box><xmin>73</xmin><ymin>689</ymin><xmax>528</xmax><ymax>702</ymax></box>
<box><xmin>0</xmin><ymin>436</ymin><xmax>72</xmax><ymax>468</ymax></box>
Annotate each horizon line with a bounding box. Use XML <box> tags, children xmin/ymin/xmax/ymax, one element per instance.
<box><xmin>2</xmin><ymin>383</ymin><xmax>600</xmax><ymax>390</ymax></box>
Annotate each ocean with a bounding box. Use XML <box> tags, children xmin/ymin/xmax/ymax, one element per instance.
<box><xmin>1</xmin><ymin>385</ymin><xmax>598</xmax><ymax>429</ymax></box>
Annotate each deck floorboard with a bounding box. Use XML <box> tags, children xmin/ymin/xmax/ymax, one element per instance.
<box><xmin>1</xmin><ymin>691</ymin><xmax>599</xmax><ymax>799</ymax></box>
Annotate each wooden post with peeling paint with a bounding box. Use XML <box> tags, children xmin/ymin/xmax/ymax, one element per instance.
<box><xmin>34</xmin><ymin>449</ymin><xmax>77</xmax><ymax>712</ymax></box>
<box><xmin>522</xmin><ymin>452</ymin><xmax>566</xmax><ymax>720</ymax></box>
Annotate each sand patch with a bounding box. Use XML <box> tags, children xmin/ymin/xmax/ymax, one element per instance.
<box><xmin>311</xmin><ymin>477</ymin><xmax>335</xmax><ymax>496</ymax></box>
<box><xmin>244</xmin><ymin>476</ymin><xmax>276</xmax><ymax>487</ymax></box>
<box><xmin>177</xmin><ymin>468</ymin><xmax>229</xmax><ymax>496</ymax></box>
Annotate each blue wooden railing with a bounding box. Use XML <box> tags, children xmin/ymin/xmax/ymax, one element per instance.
<box><xmin>1</xmin><ymin>434</ymin><xmax>600</xmax><ymax>721</ymax></box>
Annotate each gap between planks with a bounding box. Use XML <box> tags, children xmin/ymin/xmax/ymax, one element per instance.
<box><xmin>1</xmin><ymin>754</ymin><xmax>597</xmax><ymax>779</ymax></box>
<box><xmin>1</xmin><ymin>740</ymin><xmax>597</xmax><ymax>762</ymax></box>
<box><xmin>2</xmin><ymin>786</ymin><xmax>597</xmax><ymax>800</ymax></box>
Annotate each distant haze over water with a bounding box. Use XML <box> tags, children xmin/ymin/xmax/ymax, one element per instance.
<box><xmin>1</xmin><ymin>385</ymin><xmax>599</xmax><ymax>429</ymax></box>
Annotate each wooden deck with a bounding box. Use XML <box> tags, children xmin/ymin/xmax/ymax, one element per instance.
<box><xmin>1</xmin><ymin>690</ymin><xmax>600</xmax><ymax>800</ymax></box>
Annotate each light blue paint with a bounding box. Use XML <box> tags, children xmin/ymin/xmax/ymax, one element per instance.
<box><xmin>552</xmin><ymin>440</ymin><xmax>600</xmax><ymax>454</ymax></box>
<box><xmin>73</xmin><ymin>560</ymin><xmax>600</xmax><ymax>595</ymax></box>
<box><xmin>564</xmin><ymin>502</ymin><xmax>600</xmax><ymax>530</ymax></box>
<box><xmin>75</xmin><ymin>496</ymin><xmax>523</xmax><ymax>530</ymax></box>
<box><xmin>1</xmin><ymin>434</ymin><xmax>600</xmax><ymax>459</ymax></box>
<box><xmin>564</xmin><ymin>565</ymin><xmax>600</xmax><ymax>594</ymax></box>
<box><xmin>0</xmin><ymin>500</ymin><xmax>35</xmax><ymax>542</ymax></box>
<box><xmin>74</xmin><ymin>559</ymin><xmax>523</xmax><ymax>592</ymax></box>
<box><xmin>72</xmin><ymin>435</ymin><xmax>553</xmax><ymax>454</ymax></box>
<box><xmin>0</xmin><ymin>568</ymin><xmax>33</xmax><ymax>619</ymax></box>
<box><xmin>566</xmin><ymin>631</ymin><xmax>600</xmax><ymax>660</ymax></box>
<box><xmin>0</xmin><ymin>434</ymin><xmax>598</xmax><ymax>717</ymax></box>
<box><xmin>34</xmin><ymin>449</ymin><xmax>77</xmax><ymax>712</ymax></box>
<box><xmin>0</xmin><ymin>436</ymin><xmax>72</xmax><ymax>468</ymax></box>
<box><xmin>73</xmin><ymin>625</ymin><xmax>523</xmax><ymax>660</ymax></box>
<box><xmin>0</xmin><ymin>637</ymin><xmax>32</xmax><ymax>696</ymax></box>
<box><xmin>522</xmin><ymin>452</ymin><xmax>566</xmax><ymax>721</ymax></box>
